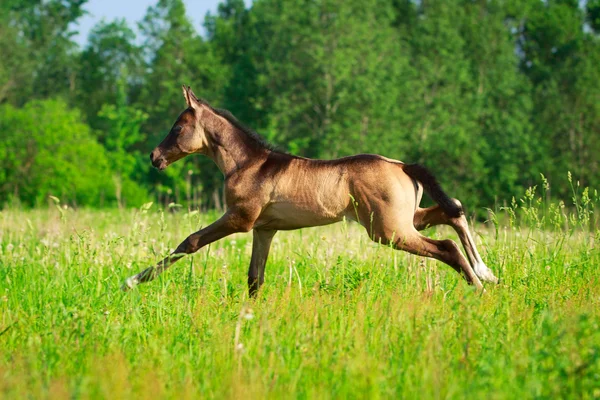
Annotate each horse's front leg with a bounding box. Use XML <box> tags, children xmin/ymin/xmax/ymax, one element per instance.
<box><xmin>121</xmin><ymin>210</ymin><xmax>254</xmax><ymax>291</ymax></box>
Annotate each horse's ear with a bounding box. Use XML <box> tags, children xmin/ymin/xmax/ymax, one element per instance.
<box><xmin>182</xmin><ymin>85</ymin><xmax>200</xmax><ymax>109</ymax></box>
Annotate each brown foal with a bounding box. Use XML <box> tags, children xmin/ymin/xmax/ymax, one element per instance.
<box><xmin>122</xmin><ymin>86</ymin><xmax>498</xmax><ymax>296</ymax></box>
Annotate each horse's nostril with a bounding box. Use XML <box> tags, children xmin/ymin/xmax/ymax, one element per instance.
<box><xmin>150</xmin><ymin>149</ymin><xmax>166</xmax><ymax>170</ymax></box>
<box><xmin>150</xmin><ymin>149</ymin><xmax>162</xmax><ymax>164</ymax></box>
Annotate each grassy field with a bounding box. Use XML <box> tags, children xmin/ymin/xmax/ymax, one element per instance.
<box><xmin>1</xmin><ymin>189</ymin><xmax>599</xmax><ymax>399</ymax></box>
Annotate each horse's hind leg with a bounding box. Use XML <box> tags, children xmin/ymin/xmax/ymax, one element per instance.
<box><xmin>413</xmin><ymin>201</ymin><xmax>498</xmax><ymax>283</ymax></box>
<box><xmin>248</xmin><ymin>229</ymin><xmax>277</xmax><ymax>298</ymax></box>
<box><xmin>392</xmin><ymin>230</ymin><xmax>484</xmax><ymax>289</ymax></box>
<box><xmin>360</xmin><ymin>208</ymin><xmax>483</xmax><ymax>289</ymax></box>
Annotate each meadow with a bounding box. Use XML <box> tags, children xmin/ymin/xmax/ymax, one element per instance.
<box><xmin>1</xmin><ymin>184</ymin><xmax>599</xmax><ymax>399</ymax></box>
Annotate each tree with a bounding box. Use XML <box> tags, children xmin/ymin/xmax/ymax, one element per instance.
<box><xmin>520</xmin><ymin>0</ymin><xmax>600</xmax><ymax>197</ymax></box>
<box><xmin>77</xmin><ymin>19</ymin><xmax>143</xmax><ymax>127</ymax></box>
<box><xmin>204</xmin><ymin>0</ymin><xmax>257</xmax><ymax>125</ymax></box>
<box><xmin>220</xmin><ymin>0</ymin><xmax>411</xmax><ymax>158</ymax></box>
<box><xmin>138</xmin><ymin>0</ymin><xmax>228</xmax><ymax>133</ymax></box>
<box><xmin>0</xmin><ymin>1</ymin><xmax>34</xmax><ymax>104</ymax></box>
<box><xmin>389</xmin><ymin>1</ymin><xmax>486</xmax><ymax>207</ymax></box>
<box><xmin>1</xmin><ymin>0</ymin><xmax>599</xmax><ymax>211</ymax></box>
<box><xmin>458</xmin><ymin>0</ymin><xmax>537</xmax><ymax>206</ymax></box>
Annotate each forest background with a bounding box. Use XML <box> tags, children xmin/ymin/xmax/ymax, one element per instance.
<box><xmin>1</xmin><ymin>0</ymin><xmax>599</xmax><ymax>214</ymax></box>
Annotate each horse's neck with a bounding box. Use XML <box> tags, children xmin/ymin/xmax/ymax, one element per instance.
<box><xmin>203</xmin><ymin>111</ymin><xmax>266</xmax><ymax>176</ymax></box>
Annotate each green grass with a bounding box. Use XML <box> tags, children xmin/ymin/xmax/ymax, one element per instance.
<box><xmin>1</xmin><ymin>193</ymin><xmax>600</xmax><ymax>398</ymax></box>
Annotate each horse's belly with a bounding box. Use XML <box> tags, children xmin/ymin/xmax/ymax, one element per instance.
<box><xmin>253</xmin><ymin>201</ymin><xmax>344</xmax><ymax>230</ymax></box>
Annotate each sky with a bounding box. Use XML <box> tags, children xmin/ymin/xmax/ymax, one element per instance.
<box><xmin>73</xmin><ymin>0</ymin><xmax>224</xmax><ymax>46</ymax></box>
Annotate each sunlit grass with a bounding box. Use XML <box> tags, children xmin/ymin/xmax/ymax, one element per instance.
<box><xmin>1</xmin><ymin>184</ymin><xmax>599</xmax><ymax>399</ymax></box>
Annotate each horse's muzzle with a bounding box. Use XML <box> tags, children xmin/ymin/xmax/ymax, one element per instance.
<box><xmin>150</xmin><ymin>149</ymin><xmax>167</xmax><ymax>170</ymax></box>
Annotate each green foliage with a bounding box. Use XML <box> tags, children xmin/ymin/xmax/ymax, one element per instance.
<box><xmin>77</xmin><ymin>18</ymin><xmax>144</xmax><ymax>127</ymax></box>
<box><xmin>225</xmin><ymin>0</ymin><xmax>408</xmax><ymax>157</ymax></box>
<box><xmin>0</xmin><ymin>2</ymin><xmax>32</xmax><ymax>104</ymax></box>
<box><xmin>399</xmin><ymin>1</ymin><xmax>484</xmax><ymax>206</ymax></box>
<box><xmin>136</xmin><ymin>0</ymin><xmax>229</xmax><ymax>208</ymax></box>
<box><xmin>0</xmin><ymin>100</ymin><xmax>115</xmax><ymax>206</ymax></box>
<box><xmin>97</xmin><ymin>79</ymin><xmax>151</xmax><ymax>207</ymax></box>
<box><xmin>138</xmin><ymin>0</ymin><xmax>228</xmax><ymax>133</ymax></box>
<box><xmin>0</xmin><ymin>0</ymin><xmax>87</xmax><ymax>103</ymax></box>
<box><xmin>520</xmin><ymin>0</ymin><xmax>600</xmax><ymax>200</ymax></box>
<box><xmin>457</xmin><ymin>0</ymin><xmax>538</xmax><ymax>205</ymax></box>
<box><xmin>1</xmin><ymin>0</ymin><xmax>600</xmax><ymax>211</ymax></box>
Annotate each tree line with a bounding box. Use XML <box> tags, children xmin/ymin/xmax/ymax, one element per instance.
<box><xmin>1</xmin><ymin>0</ymin><xmax>599</xmax><ymax>213</ymax></box>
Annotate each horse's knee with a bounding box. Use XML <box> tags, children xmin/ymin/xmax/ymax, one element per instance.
<box><xmin>175</xmin><ymin>236</ymin><xmax>199</xmax><ymax>254</ymax></box>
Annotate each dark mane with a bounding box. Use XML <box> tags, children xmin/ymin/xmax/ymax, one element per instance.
<box><xmin>194</xmin><ymin>96</ymin><xmax>278</xmax><ymax>152</ymax></box>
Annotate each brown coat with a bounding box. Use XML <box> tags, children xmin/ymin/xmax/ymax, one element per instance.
<box><xmin>122</xmin><ymin>86</ymin><xmax>498</xmax><ymax>296</ymax></box>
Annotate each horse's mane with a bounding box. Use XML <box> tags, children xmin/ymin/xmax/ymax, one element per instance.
<box><xmin>194</xmin><ymin>96</ymin><xmax>277</xmax><ymax>152</ymax></box>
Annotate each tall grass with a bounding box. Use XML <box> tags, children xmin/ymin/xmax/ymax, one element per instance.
<box><xmin>1</xmin><ymin>179</ymin><xmax>599</xmax><ymax>399</ymax></box>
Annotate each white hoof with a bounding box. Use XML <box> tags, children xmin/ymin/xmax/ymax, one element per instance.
<box><xmin>474</xmin><ymin>263</ymin><xmax>498</xmax><ymax>284</ymax></box>
<box><xmin>120</xmin><ymin>276</ymin><xmax>138</xmax><ymax>292</ymax></box>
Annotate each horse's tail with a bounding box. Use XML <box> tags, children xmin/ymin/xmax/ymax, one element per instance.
<box><xmin>402</xmin><ymin>163</ymin><xmax>462</xmax><ymax>218</ymax></box>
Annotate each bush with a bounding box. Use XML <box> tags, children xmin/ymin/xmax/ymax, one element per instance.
<box><xmin>0</xmin><ymin>99</ymin><xmax>119</xmax><ymax>207</ymax></box>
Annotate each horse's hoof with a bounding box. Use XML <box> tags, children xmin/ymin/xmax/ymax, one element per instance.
<box><xmin>474</xmin><ymin>263</ymin><xmax>499</xmax><ymax>284</ymax></box>
<box><xmin>120</xmin><ymin>277</ymin><xmax>136</xmax><ymax>292</ymax></box>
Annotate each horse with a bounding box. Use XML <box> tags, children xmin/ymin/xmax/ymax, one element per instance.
<box><xmin>122</xmin><ymin>86</ymin><xmax>498</xmax><ymax>296</ymax></box>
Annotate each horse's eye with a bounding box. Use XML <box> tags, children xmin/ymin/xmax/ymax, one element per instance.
<box><xmin>174</xmin><ymin>126</ymin><xmax>183</xmax><ymax>134</ymax></box>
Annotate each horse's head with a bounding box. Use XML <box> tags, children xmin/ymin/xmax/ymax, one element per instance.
<box><xmin>150</xmin><ymin>86</ymin><xmax>209</xmax><ymax>170</ymax></box>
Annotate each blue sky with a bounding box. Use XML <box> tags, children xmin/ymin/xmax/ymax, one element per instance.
<box><xmin>73</xmin><ymin>0</ymin><xmax>225</xmax><ymax>46</ymax></box>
